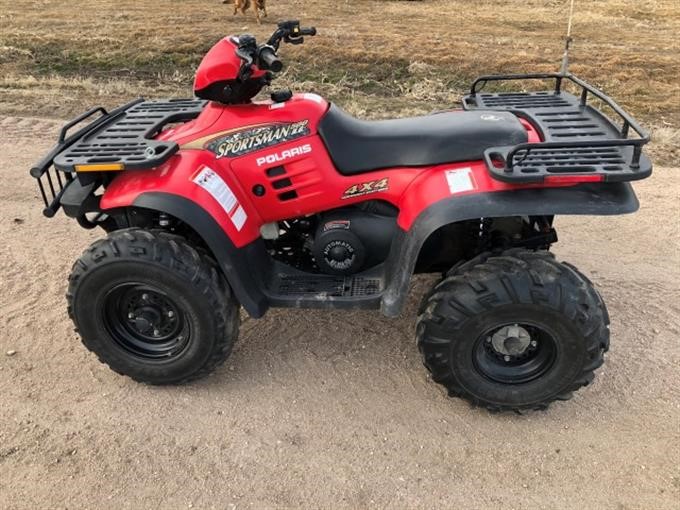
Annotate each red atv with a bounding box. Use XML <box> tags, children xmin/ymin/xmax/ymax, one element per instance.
<box><xmin>31</xmin><ymin>21</ymin><xmax>652</xmax><ymax>411</ymax></box>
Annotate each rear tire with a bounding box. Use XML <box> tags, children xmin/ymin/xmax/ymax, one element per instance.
<box><xmin>416</xmin><ymin>249</ymin><xmax>609</xmax><ymax>411</ymax></box>
<box><xmin>67</xmin><ymin>228</ymin><xmax>239</xmax><ymax>384</ymax></box>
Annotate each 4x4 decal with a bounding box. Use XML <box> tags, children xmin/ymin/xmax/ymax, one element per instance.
<box><xmin>207</xmin><ymin>120</ymin><xmax>310</xmax><ymax>159</ymax></box>
<box><xmin>341</xmin><ymin>178</ymin><xmax>389</xmax><ymax>199</ymax></box>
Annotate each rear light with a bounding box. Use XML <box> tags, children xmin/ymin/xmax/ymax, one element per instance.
<box><xmin>544</xmin><ymin>174</ymin><xmax>604</xmax><ymax>184</ymax></box>
<box><xmin>75</xmin><ymin>163</ymin><xmax>125</xmax><ymax>172</ymax></box>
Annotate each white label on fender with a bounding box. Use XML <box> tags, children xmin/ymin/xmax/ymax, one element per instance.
<box><xmin>303</xmin><ymin>93</ymin><xmax>323</xmax><ymax>104</ymax></box>
<box><xmin>231</xmin><ymin>205</ymin><xmax>247</xmax><ymax>231</ymax></box>
<box><xmin>192</xmin><ymin>166</ymin><xmax>247</xmax><ymax>230</ymax></box>
<box><xmin>445</xmin><ymin>167</ymin><xmax>476</xmax><ymax>194</ymax></box>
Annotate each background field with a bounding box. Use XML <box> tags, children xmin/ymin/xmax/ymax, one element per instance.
<box><xmin>1</xmin><ymin>0</ymin><xmax>679</xmax><ymax>160</ymax></box>
<box><xmin>1</xmin><ymin>1</ymin><xmax>679</xmax><ymax>509</ymax></box>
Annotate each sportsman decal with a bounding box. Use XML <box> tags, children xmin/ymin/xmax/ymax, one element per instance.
<box><xmin>341</xmin><ymin>178</ymin><xmax>389</xmax><ymax>200</ymax></box>
<box><xmin>207</xmin><ymin>120</ymin><xmax>310</xmax><ymax>159</ymax></box>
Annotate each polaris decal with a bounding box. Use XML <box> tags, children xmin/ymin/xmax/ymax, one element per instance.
<box><xmin>256</xmin><ymin>143</ymin><xmax>312</xmax><ymax>166</ymax></box>
<box><xmin>341</xmin><ymin>178</ymin><xmax>389</xmax><ymax>200</ymax></box>
<box><xmin>207</xmin><ymin>120</ymin><xmax>310</xmax><ymax>159</ymax></box>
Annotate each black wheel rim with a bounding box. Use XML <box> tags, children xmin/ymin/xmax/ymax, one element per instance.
<box><xmin>473</xmin><ymin>323</ymin><xmax>557</xmax><ymax>384</ymax></box>
<box><xmin>102</xmin><ymin>283</ymin><xmax>191</xmax><ymax>360</ymax></box>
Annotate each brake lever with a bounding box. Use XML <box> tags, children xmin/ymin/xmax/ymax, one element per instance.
<box><xmin>284</xmin><ymin>35</ymin><xmax>304</xmax><ymax>45</ymax></box>
<box><xmin>235</xmin><ymin>34</ymin><xmax>258</xmax><ymax>81</ymax></box>
<box><xmin>266</xmin><ymin>22</ymin><xmax>316</xmax><ymax>49</ymax></box>
<box><xmin>235</xmin><ymin>48</ymin><xmax>254</xmax><ymax>81</ymax></box>
<box><xmin>235</xmin><ymin>48</ymin><xmax>254</xmax><ymax>66</ymax></box>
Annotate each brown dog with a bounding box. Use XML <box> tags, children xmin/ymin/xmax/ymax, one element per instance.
<box><xmin>224</xmin><ymin>0</ymin><xmax>267</xmax><ymax>24</ymax></box>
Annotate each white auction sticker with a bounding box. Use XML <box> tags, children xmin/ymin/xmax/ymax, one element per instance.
<box><xmin>445</xmin><ymin>167</ymin><xmax>476</xmax><ymax>194</ymax></box>
<box><xmin>192</xmin><ymin>166</ymin><xmax>247</xmax><ymax>231</ymax></box>
<box><xmin>303</xmin><ymin>93</ymin><xmax>323</xmax><ymax>104</ymax></box>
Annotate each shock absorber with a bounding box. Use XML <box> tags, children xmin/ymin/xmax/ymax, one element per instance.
<box><xmin>477</xmin><ymin>217</ymin><xmax>493</xmax><ymax>252</ymax></box>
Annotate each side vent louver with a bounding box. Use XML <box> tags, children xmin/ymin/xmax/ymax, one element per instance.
<box><xmin>266</xmin><ymin>166</ymin><xmax>286</xmax><ymax>177</ymax></box>
<box><xmin>265</xmin><ymin>165</ymin><xmax>298</xmax><ymax>201</ymax></box>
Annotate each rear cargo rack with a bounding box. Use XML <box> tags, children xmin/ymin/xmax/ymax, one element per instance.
<box><xmin>462</xmin><ymin>73</ymin><xmax>651</xmax><ymax>183</ymax></box>
<box><xmin>30</xmin><ymin>98</ymin><xmax>206</xmax><ymax>217</ymax></box>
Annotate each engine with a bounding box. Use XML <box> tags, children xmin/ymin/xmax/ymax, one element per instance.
<box><xmin>266</xmin><ymin>202</ymin><xmax>398</xmax><ymax>275</ymax></box>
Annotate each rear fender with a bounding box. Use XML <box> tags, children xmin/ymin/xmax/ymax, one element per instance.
<box><xmin>395</xmin><ymin>160</ymin><xmax>604</xmax><ymax>230</ymax></box>
<box><xmin>382</xmin><ymin>177</ymin><xmax>639</xmax><ymax>316</ymax></box>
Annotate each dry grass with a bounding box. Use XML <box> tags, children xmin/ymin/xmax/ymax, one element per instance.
<box><xmin>1</xmin><ymin>0</ymin><xmax>678</xmax><ymax>160</ymax></box>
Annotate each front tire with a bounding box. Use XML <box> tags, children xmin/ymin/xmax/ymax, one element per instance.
<box><xmin>416</xmin><ymin>249</ymin><xmax>609</xmax><ymax>411</ymax></box>
<box><xmin>67</xmin><ymin>228</ymin><xmax>239</xmax><ymax>384</ymax></box>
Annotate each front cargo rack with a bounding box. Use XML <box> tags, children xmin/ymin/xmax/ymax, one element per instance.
<box><xmin>30</xmin><ymin>98</ymin><xmax>206</xmax><ymax>217</ymax></box>
<box><xmin>462</xmin><ymin>73</ymin><xmax>652</xmax><ymax>184</ymax></box>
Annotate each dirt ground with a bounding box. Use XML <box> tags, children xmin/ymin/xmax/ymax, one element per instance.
<box><xmin>0</xmin><ymin>116</ymin><xmax>678</xmax><ymax>509</ymax></box>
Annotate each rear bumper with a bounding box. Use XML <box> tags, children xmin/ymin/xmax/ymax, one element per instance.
<box><xmin>60</xmin><ymin>178</ymin><xmax>100</xmax><ymax>218</ymax></box>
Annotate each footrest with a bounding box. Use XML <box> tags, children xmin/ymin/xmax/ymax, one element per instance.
<box><xmin>264</xmin><ymin>272</ymin><xmax>383</xmax><ymax>309</ymax></box>
<box><xmin>275</xmin><ymin>275</ymin><xmax>381</xmax><ymax>298</ymax></box>
<box><xmin>53</xmin><ymin>99</ymin><xmax>206</xmax><ymax>172</ymax></box>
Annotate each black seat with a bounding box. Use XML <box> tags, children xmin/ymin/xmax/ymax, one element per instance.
<box><xmin>318</xmin><ymin>104</ymin><xmax>528</xmax><ymax>175</ymax></box>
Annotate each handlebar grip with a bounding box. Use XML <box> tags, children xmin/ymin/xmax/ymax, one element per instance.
<box><xmin>300</xmin><ymin>27</ymin><xmax>316</xmax><ymax>36</ymax></box>
<box><xmin>259</xmin><ymin>47</ymin><xmax>283</xmax><ymax>72</ymax></box>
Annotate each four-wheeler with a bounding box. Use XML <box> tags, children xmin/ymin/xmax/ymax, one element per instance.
<box><xmin>31</xmin><ymin>20</ymin><xmax>652</xmax><ymax>411</ymax></box>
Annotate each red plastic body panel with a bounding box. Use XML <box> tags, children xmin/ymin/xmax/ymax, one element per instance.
<box><xmin>193</xmin><ymin>37</ymin><xmax>266</xmax><ymax>93</ymax></box>
<box><xmin>101</xmin><ymin>86</ymin><xmax>588</xmax><ymax>248</ymax></box>
<box><xmin>102</xmin><ymin>150</ymin><xmax>263</xmax><ymax>245</ymax></box>
<box><xmin>397</xmin><ymin>161</ymin><xmax>571</xmax><ymax>229</ymax></box>
<box><xmin>229</xmin><ymin>135</ymin><xmax>420</xmax><ymax>223</ymax></box>
<box><xmin>102</xmin><ymin>94</ymin><xmax>333</xmax><ymax>247</ymax></box>
<box><xmin>97</xmin><ymin>32</ymin><xmax>612</xmax><ymax>264</ymax></box>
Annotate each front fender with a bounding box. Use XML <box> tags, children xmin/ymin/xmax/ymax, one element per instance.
<box><xmin>100</xmin><ymin>151</ymin><xmax>269</xmax><ymax>317</ymax></box>
<box><xmin>381</xmin><ymin>181</ymin><xmax>639</xmax><ymax>317</ymax></box>
<box><xmin>101</xmin><ymin>150</ymin><xmax>262</xmax><ymax>247</ymax></box>
<box><xmin>132</xmin><ymin>192</ymin><xmax>269</xmax><ymax>318</ymax></box>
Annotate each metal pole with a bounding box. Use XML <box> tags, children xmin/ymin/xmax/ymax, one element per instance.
<box><xmin>560</xmin><ymin>0</ymin><xmax>576</xmax><ymax>76</ymax></box>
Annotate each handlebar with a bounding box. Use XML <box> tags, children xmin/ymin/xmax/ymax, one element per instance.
<box><xmin>258</xmin><ymin>46</ymin><xmax>283</xmax><ymax>72</ymax></box>
<box><xmin>236</xmin><ymin>20</ymin><xmax>316</xmax><ymax>80</ymax></box>
<box><xmin>299</xmin><ymin>27</ymin><xmax>317</xmax><ymax>37</ymax></box>
<box><xmin>266</xmin><ymin>20</ymin><xmax>317</xmax><ymax>49</ymax></box>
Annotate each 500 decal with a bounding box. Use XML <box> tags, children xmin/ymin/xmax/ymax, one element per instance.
<box><xmin>207</xmin><ymin>120</ymin><xmax>310</xmax><ymax>159</ymax></box>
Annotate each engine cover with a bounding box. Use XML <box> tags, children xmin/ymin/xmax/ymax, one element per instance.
<box><xmin>313</xmin><ymin>221</ymin><xmax>365</xmax><ymax>275</ymax></box>
<box><xmin>312</xmin><ymin>207</ymin><xmax>397</xmax><ymax>275</ymax></box>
